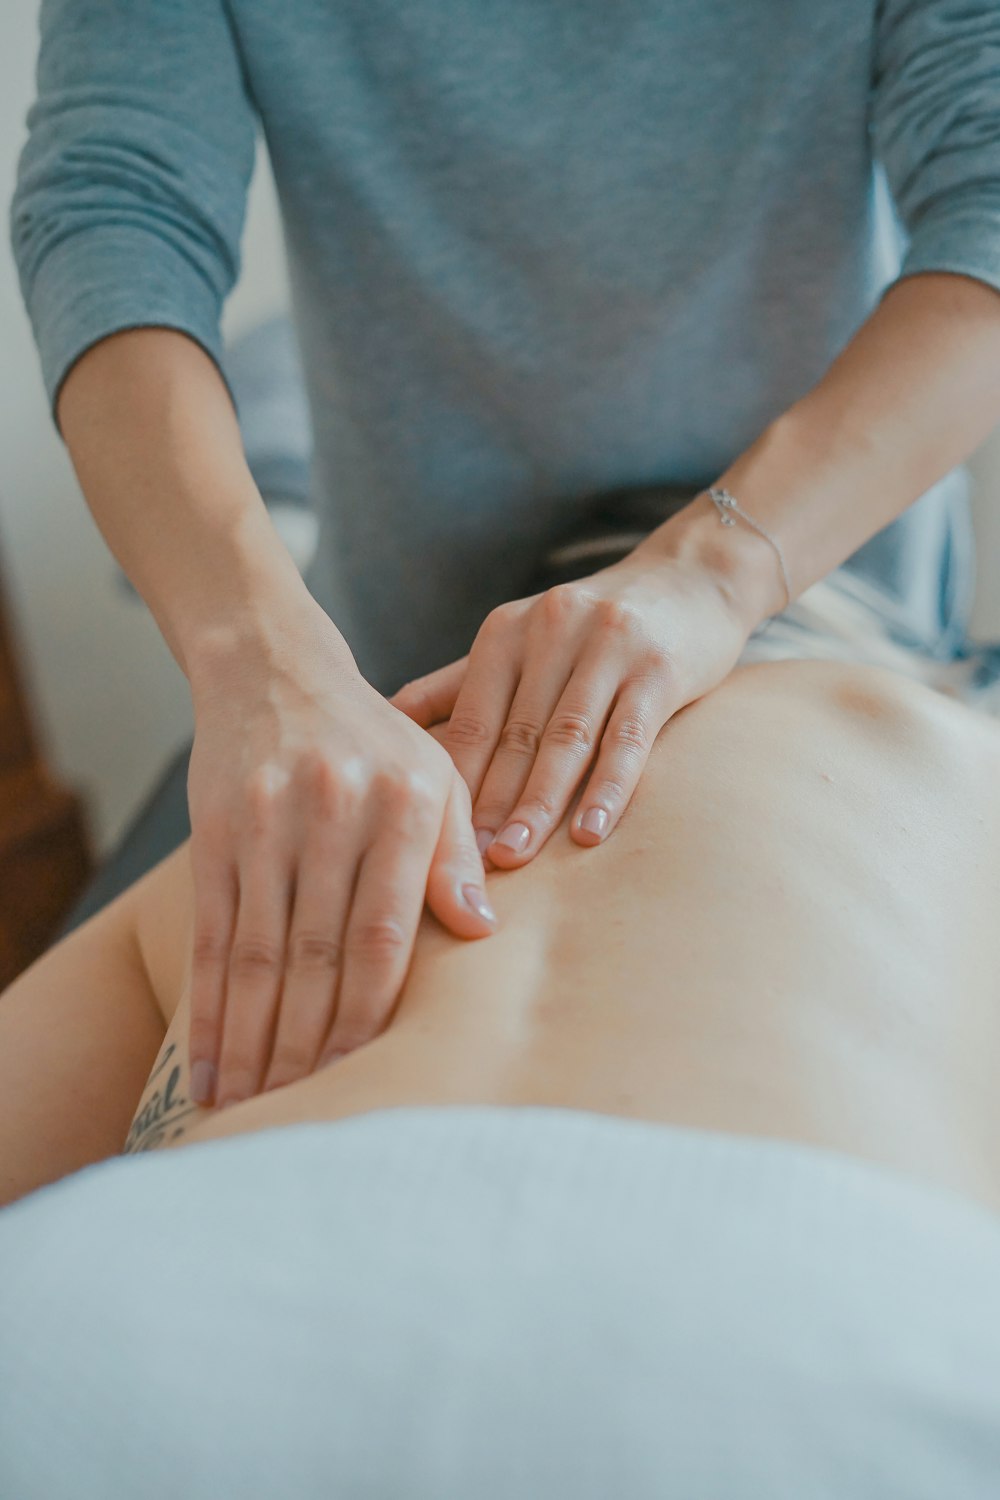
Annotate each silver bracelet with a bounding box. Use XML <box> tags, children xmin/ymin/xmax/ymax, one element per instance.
<box><xmin>707</xmin><ymin>486</ymin><xmax>792</xmax><ymax>614</ymax></box>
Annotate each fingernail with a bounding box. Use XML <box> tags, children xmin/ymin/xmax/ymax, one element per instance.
<box><xmin>475</xmin><ymin>828</ymin><xmax>494</xmax><ymax>857</ymax></box>
<box><xmin>579</xmin><ymin>807</ymin><xmax>608</xmax><ymax>839</ymax></box>
<box><xmin>462</xmin><ymin>883</ymin><xmax>497</xmax><ymax>924</ymax></box>
<box><xmin>190</xmin><ymin>1060</ymin><xmax>217</xmax><ymax>1105</ymax></box>
<box><xmin>322</xmin><ymin>1048</ymin><xmax>349</xmax><ymax>1067</ymax></box>
<box><xmin>493</xmin><ymin>822</ymin><xmax>531</xmax><ymax>854</ymax></box>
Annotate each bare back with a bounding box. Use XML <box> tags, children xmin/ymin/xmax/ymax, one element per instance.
<box><xmin>131</xmin><ymin>658</ymin><xmax>1000</xmax><ymax>1214</ymax></box>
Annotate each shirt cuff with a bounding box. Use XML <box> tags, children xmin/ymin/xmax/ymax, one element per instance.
<box><xmin>25</xmin><ymin>222</ymin><xmax>234</xmax><ymax>431</ymax></box>
<box><xmin>895</xmin><ymin>188</ymin><xmax>1000</xmax><ymax>300</ymax></box>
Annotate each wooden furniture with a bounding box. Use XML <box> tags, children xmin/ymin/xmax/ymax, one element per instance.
<box><xmin>0</xmin><ymin>545</ymin><xmax>93</xmax><ymax>988</ymax></box>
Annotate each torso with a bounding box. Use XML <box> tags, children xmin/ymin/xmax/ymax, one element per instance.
<box><xmin>232</xmin><ymin>0</ymin><xmax>916</xmax><ymax>690</ymax></box>
<box><xmin>138</xmin><ymin>659</ymin><xmax>1000</xmax><ymax>1214</ymax></box>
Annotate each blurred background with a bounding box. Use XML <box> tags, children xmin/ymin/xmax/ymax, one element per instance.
<box><xmin>0</xmin><ymin>1</ymin><xmax>292</xmax><ymax>862</ymax></box>
<box><xmin>1</xmin><ymin>0</ymin><xmax>999</xmax><ymax>973</ymax></box>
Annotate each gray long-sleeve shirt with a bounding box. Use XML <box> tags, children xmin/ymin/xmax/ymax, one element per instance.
<box><xmin>10</xmin><ymin>1</ymin><xmax>1000</xmax><ymax>691</ymax></box>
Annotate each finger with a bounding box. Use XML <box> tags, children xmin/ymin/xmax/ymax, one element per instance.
<box><xmin>214</xmin><ymin>846</ymin><xmax>294</xmax><ymax>1108</ymax></box>
<box><xmin>260</xmin><ymin>821</ymin><xmax>364</xmax><ymax>1093</ymax></box>
<box><xmin>471</xmin><ymin>647</ymin><xmax>577</xmax><ymax>860</ymax></box>
<box><xmin>390</xmin><ymin>657</ymin><xmax>468</xmax><ymax>727</ymax></box>
<box><xmin>571</xmin><ymin>677</ymin><xmax>670</xmax><ymax>848</ymax></box>
<box><xmin>187</xmin><ymin>838</ymin><xmax>238</xmax><ymax>1109</ymax></box>
<box><xmin>483</xmin><ymin>653</ymin><xmax>620</xmax><ymax>867</ymax></box>
<box><xmin>424</xmin><ymin>772</ymin><xmax>500</xmax><ymax>940</ymax></box>
<box><xmin>440</xmin><ymin>611</ymin><xmax>521</xmax><ymax>806</ymax></box>
<box><xmin>314</xmin><ymin>843</ymin><xmax>421</xmax><ymax>1062</ymax></box>
<box><xmin>318</xmin><ymin>778</ymin><xmax>463</xmax><ymax>1061</ymax></box>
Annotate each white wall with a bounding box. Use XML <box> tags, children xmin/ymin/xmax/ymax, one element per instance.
<box><xmin>1</xmin><ymin>0</ymin><xmax>999</xmax><ymax>859</ymax></box>
<box><xmin>970</xmin><ymin>431</ymin><xmax>1000</xmax><ymax>636</ymax></box>
<box><xmin>0</xmin><ymin>1</ymin><xmax>289</xmax><ymax>856</ymax></box>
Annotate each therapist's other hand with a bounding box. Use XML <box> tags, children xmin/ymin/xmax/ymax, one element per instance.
<box><xmin>185</xmin><ymin>605</ymin><xmax>496</xmax><ymax>1110</ymax></box>
<box><xmin>389</xmin><ymin>544</ymin><xmax>753</xmax><ymax>867</ymax></box>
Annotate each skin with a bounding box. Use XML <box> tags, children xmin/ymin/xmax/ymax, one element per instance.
<box><xmin>57</xmin><ymin>329</ymin><xmax>499</xmax><ymax>1121</ymax></box>
<box><xmin>5</xmin><ymin>655</ymin><xmax>996</xmax><ymax>1214</ymax></box>
<box><xmin>392</xmin><ymin>274</ymin><xmax>1000</xmax><ymax>868</ymax></box>
<box><xmin>56</xmin><ymin>272</ymin><xmax>1000</xmax><ymax>1115</ymax></box>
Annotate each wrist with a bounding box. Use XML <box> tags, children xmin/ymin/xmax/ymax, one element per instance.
<box><xmin>184</xmin><ymin>519</ymin><xmax>358</xmax><ymax>697</ymax></box>
<box><xmin>635</xmin><ymin>487</ymin><xmax>788</xmax><ymax>632</ymax></box>
<box><xmin>189</xmin><ymin>595</ymin><xmax>360</xmax><ymax>703</ymax></box>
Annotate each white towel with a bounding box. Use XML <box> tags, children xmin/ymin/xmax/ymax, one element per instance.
<box><xmin>2</xmin><ymin>1106</ymin><xmax>999</xmax><ymax>1498</ymax></box>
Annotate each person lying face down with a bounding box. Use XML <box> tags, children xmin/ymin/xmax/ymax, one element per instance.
<box><xmin>3</xmin><ymin>651</ymin><xmax>1000</xmax><ymax>1497</ymax></box>
<box><xmin>3</xmin><ymin>651</ymin><xmax>1000</xmax><ymax>1210</ymax></box>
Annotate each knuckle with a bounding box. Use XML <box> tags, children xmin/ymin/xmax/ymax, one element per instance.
<box><xmin>325</xmin><ymin>1024</ymin><xmax>377</xmax><ymax>1055</ymax></box>
<box><xmin>348</xmin><ymin>915</ymin><xmax>408</xmax><ymax>962</ymax></box>
<box><xmin>480</xmin><ymin>602</ymin><xmax>517</xmax><ymax>637</ymax></box>
<box><xmin>188</xmin><ymin>1016</ymin><xmax>220</xmax><ymax>1055</ymax></box>
<box><xmin>191</xmin><ymin>927</ymin><xmax>229</xmax><ymax>971</ymax></box>
<box><xmin>216</xmin><ymin>1065</ymin><xmax>258</xmax><ymax>1102</ymax></box>
<box><xmin>598</xmin><ymin>599</ymin><xmax>644</xmax><ymax>638</ymax></box>
<box><xmin>544</xmin><ymin>710</ymin><xmax>594</xmax><ymax>753</ymax></box>
<box><xmin>243</xmin><ymin>765</ymin><xmax>287</xmax><ymax>831</ymax></box>
<box><xmin>590</xmin><ymin>774</ymin><xmax>629</xmax><ymax>808</ymax></box>
<box><xmin>216</xmin><ymin>1041</ymin><xmax>261</xmax><ymax>1083</ymax></box>
<box><xmin>190</xmin><ymin>808</ymin><xmax>230</xmax><ymax>853</ymax></box>
<box><xmin>401</xmin><ymin>774</ymin><xmax>437</xmax><ymax>810</ymax></box>
<box><xmin>268</xmin><ymin>1038</ymin><xmax>318</xmax><ymax>1079</ymax></box>
<box><xmin>286</xmin><ymin>930</ymin><xmax>344</xmax><ymax>974</ymax></box>
<box><xmin>518</xmin><ymin>788</ymin><xmax>560</xmax><ymax>821</ymax></box>
<box><xmin>538</xmin><ymin>582</ymin><xmax>586</xmax><ymax>625</ymax></box>
<box><xmin>307</xmin><ymin>762</ymin><xmax>364</xmax><ymax>824</ymax></box>
<box><xmin>228</xmin><ymin>935</ymin><xmax>284</xmax><ymax>977</ymax></box>
<box><xmin>298</xmin><ymin>749</ymin><xmax>345</xmax><ymax>815</ymax></box>
<box><xmin>499</xmin><ymin>717</ymin><xmax>542</xmax><ymax>757</ymax></box>
<box><xmin>611</xmin><ymin>714</ymin><xmax>649</xmax><ymax>754</ymax></box>
<box><xmin>472</xmin><ymin>796</ymin><xmax>507</xmax><ymax>826</ymax></box>
<box><xmin>445</xmin><ymin>712</ymin><xmax>494</xmax><ymax>749</ymax></box>
<box><xmin>391</xmin><ymin>679</ymin><xmax>418</xmax><ymax>709</ymax></box>
<box><xmin>374</xmin><ymin>767</ymin><xmax>438</xmax><ymax>821</ymax></box>
<box><xmin>635</xmin><ymin>645</ymin><xmax>677</xmax><ymax>687</ymax></box>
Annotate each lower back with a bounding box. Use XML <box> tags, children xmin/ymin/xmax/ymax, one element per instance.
<box><xmin>167</xmin><ymin>659</ymin><xmax>1000</xmax><ymax>1212</ymax></box>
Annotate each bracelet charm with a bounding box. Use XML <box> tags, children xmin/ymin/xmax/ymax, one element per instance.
<box><xmin>707</xmin><ymin>486</ymin><xmax>793</xmax><ymax>614</ymax></box>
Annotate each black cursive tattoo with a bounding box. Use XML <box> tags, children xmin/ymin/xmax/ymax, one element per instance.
<box><xmin>124</xmin><ymin>1044</ymin><xmax>200</xmax><ymax>1154</ymax></box>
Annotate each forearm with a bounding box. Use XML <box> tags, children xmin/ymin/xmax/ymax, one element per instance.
<box><xmin>645</xmin><ymin>272</ymin><xmax>1000</xmax><ymax>628</ymax></box>
<box><xmin>56</xmin><ymin>328</ymin><xmax>346</xmax><ymax>682</ymax></box>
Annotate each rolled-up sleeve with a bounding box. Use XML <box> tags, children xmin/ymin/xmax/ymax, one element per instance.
<box><xmin>872</xmin><ymin>0</ymin><xmax>1000</xmax><ymax>295</ymax></box>
<box><xmin>9</xmin><ymin>0</ymin><xmax>258</xmax><ymax>428</ymax></box>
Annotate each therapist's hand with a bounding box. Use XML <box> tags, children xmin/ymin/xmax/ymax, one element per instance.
<box><xmin>185</xmin><ymin>604</ymin><xmax>496</xmax><ymax>1110</ymax></box>
<box><xmin>389</xmin><ymin>539</ymin><xmax>756</xmax><ymax>866</ymax></box>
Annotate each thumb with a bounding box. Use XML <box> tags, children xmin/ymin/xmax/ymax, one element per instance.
<box><xmin>425</xmin><ymin>773</ymin><xmax>499</xmax><ymax>939</ymax></box>
<box><xmin>390</xmin><ymin>656</ymin><xmax>467</xmax><ymax>727</ymax></box>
